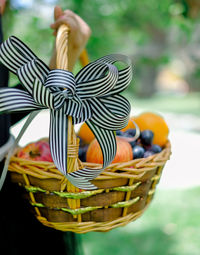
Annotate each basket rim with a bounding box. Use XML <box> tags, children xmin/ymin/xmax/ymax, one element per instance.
<box><xmin>10</xmin><ymin>140</ymin><xmax>171</xmax><ymax>166</ymax></box>
<box><xmin>8</xmin><ymin>140</ymin><xmax>171</xmax><ymax>181</ymax></box>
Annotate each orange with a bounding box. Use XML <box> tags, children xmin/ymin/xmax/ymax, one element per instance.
<box><xmin>134</xmin><ymin>112</ymin><xmax>169</xmax><ymax>147</ymax></box>
<box><xmin>77</xmin><ymin>122</ymin><xmax>95</xmax><ymax>144</ymax></box>
<box><xmin>121</xmin><ymin>117</ymin><xmax>135</xmax><ymax>132</ymax></box>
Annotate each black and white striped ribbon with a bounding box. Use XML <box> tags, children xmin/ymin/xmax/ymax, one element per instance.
<box><xmin>0</xmin><ymin>36</ymin><xmax>132</xmax><ymax>190</ymax></box>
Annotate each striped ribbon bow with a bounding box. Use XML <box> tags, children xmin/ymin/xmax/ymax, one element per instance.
<box><xmin>0</xmin><ymin>36</ymin><xmax>132</xmax><ymax>190</ymax></box>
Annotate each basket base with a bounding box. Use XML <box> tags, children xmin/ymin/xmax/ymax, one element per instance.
<box><xmin>36</xmin><ymin>208</ymin><xmax>147</xmax><ymax>233</ymax></box>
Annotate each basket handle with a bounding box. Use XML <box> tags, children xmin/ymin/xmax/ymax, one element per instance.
<box><xmin>55</xmin><ymin>24</ymin><xmax>76</xmax><ymax>160</ymax></box>
<box><xmin>56</xmin><ymin>24</ymin><xmax>89</xmax><ymax>69</ymax></box>
<box><xmin>55</xmin><ymin>24</ymin><xmax>89</xmax><ymax>146</ymax></box>
<box><xmin>55</xmin><ymin>24</ymin><xmax>85</xmax><ymax>196</ymax></box>
<box><xmin>56</xmin><ymin>24</ymin><xmax>70</xmax><ymax>70</ymax></box>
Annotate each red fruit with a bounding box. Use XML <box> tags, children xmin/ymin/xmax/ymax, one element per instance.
<box><xmin>86</xmin><ymin>137</ymin><xmax>133</xmax><ymax>164</ymax></box>
<box><xmin>17</xmin><ymin>140</ymin><xmax>53</xmax><ymax>162</ymax></box>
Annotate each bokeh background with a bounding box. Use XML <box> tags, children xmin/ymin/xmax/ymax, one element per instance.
<box><xmin>3</xmin><ymin>0</ymin><xmax>200</xmax><ymax>254</ymax></box>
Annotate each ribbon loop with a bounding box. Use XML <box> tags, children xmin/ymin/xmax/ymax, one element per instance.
<box><xmin>75</xmin><ymin>62</ymin><xmax>119</xmax><ymax>99</ymax></box>
<box><xmin>0</xmin><ymin>36</ymin><xmax>133</xmax><ymax>190</ymax></box>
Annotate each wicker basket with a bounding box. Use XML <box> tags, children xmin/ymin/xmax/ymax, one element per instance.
<box><xmin>8</xmin><ymin>141</ymin><xmax>171</xmax><ymax>233</ymax></box>
<box><xmin>8</xmin><ymin>25</ymin><xmax>171</xmax><ymax>233</ymax></box>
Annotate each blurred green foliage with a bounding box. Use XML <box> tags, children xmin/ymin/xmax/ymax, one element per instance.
<box><xmin>1</xmin><ymin>2</ymin><xmax>200</xmax><ymax>254</ymax></box>
<box><xmin>82</xmin><ymin>187</ymin><xmax>200</xmax><ymax>255</ymax></box>
<box><xmin>2</xmin><ymin>0</ymin><xmax>200</xmax><ymax>96</ymax></box>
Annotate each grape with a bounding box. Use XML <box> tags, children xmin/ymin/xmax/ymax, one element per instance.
<box><xmin>78</xmin><ymin>145</ymin><xmax>88</xmax><ymax>162</ymax></box>
<box><xmin>129</xmin><ymin>140</ymin><xmax>137</xmax><ymax>148</ymax></box>
<box><xmin>124</xmin><ymin>129</ymin><xmax>136</xmax><ymax>137</ymax></box>
<box><xmin>77</xmin><ymin>136</ymin><xmax>85</xmax><ymax>147</ymax></box>
<box><xmin>133</xmin><ymin>145</ymin><xmax>145</xmax><ymax>159</ymax></box>
<box><xmin>150</xmin><ymin>144</ymin><xmax>162</xmax><ymax>153</ymax></box>
<box><xmin>144</xmin><ymin>150</ymin><xmax>155</xmax><ymax>158</ymax></box>
<box><xmin>116</xmin><ymin>130</ymin><xmax>124</xmax><ymax>136</ymax></box>
<box><xmin>140</xmin><ymin>130</ymin><xmax>154</xmax><ymax>146</ymax></box>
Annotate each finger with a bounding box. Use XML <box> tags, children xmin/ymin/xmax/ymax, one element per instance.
<box><xmin>50</xmin><ymin>16</ymin><xmax>77</xmax><ymax>31</ymax></box>
<box><xmin>54</xmin><ymin>5</ymin><xmax>63</xmax><ymax>20</ymax></box>
<box><xmin>0</xmin><ymin>0</ymin><xmax>6</xmax><ymax>15</ymax></box>
<box><xmin>63</xmin><ymin>9</ymin><xmax>75</xmax><ymax>17</ymax></box>
<box><xmin>50</xmin><ymin>19</ymin><xmax>64</xmax><ymax>29</ymax></box>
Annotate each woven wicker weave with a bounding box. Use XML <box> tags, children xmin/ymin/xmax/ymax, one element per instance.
<box><xmin>8</xmin><ymin>25</ymin><xmax>171</xmax><ymax>233</ymax></box>
<box><xmin>9</xmin><ymin>141</ymin><xmax>171</xmax><ymax>233</ymax></box>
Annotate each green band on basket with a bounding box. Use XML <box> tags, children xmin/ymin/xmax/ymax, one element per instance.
<box><xmin>30</xmin><ymin>196</ymin><xmax>140</xmax><ymax>215</ymax></box>
<box><xmin>112</xmin><ymin>182</ymin><xmax>141</xmax><ymax>192</ymax></box>
<box><xmin>31</xmin><ymin>202</ymin><xmax>45</xmax><ymax>208</ymax></box>
<box><xmin>25</xmin><ymin>183</ymin><xmax>142</xmax><ymax>198</ymax></box>
<box><xmin>53</xmin><ymin>189</ymin><xmax>104</xmax><ymax>199</ymax></box>
<box><xmin>110</xmin><ymin>197</ymin><xmax>140</xmax><ymax>208</ymax></box>
<box><xmin>25</xmin><ymin>185</ymin><xmax>47</xmax><ymax>193</ymax></box>
<box><xmin>25</xmin><ymin>185</ymin><xmax>104</xmax><ymax>199</ymax></box>
<box><xmin>61</xmin><ymin>206</ymin><xmax>102</xmax><ymax>215</ymax></box>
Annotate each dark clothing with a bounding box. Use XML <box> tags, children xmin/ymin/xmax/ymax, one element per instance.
<box><xmin>0</xmin><ymin>15</ymin><xmax>81</xmax><ymax>255</ymax></box>
<box><xmin>0</xmin><ymin>14</ymin><xmax>10</xmax><ymax>146</ymax></box>
<box><xmin>0</xmin><ymin>161</ymin><xmax>79</xmax><ymax>255</ymax></box>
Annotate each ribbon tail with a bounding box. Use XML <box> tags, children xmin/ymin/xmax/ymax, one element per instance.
<box><xmin>66</xmin><ymin>120</ymin><xmax>116</xmax><ymax>190</ymax></box>
<box><xmin>0</xmin><ymin>111</ymin><xmax>40</xmax><ymax>191</ymax></box>
<box><xmin>65</xmin><ymin>174</ymin><xmax>97</xmax><ymax>190</ymax></box>
<box><xmin>85</xmin><ymin>120</ymin><xmax>117</xmax><ymax>168</ymax></box>
<box><xmin>49</xmin><ymin>107</ymin><xmax>97</xmax><ymax>190</ymax></box>
<box><xmin>49</xmin><ymin>107</ymin><xmax>68</xmax><ymax>176</ymax></box>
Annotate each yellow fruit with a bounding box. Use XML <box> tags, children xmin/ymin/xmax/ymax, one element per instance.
<box><xmin>134</xmin><ymin>112</ymin><xmax>169</xmax><ymax>147</ymax></box>
<box><xmin>77</xmin><ymin>122</ymin><xmax>95</xmax><ymax>144</ymax></box>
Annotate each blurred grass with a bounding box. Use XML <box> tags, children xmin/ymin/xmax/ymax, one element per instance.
<box><xmin>124</xmin><ymin>92</ymin><xmax>200</xmax><ymax>116</ymax></box>
<box><xmin>81</xmin><ymin>187</ymin><xmax>200</xmax><ymax>255</ymax></box>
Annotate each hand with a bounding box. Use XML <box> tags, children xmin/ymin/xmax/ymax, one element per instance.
<box><xmin>0</xmin><ymin>0</ymin><xmax>6</xmax><ymax>15</ymax></box>
<box><xmin>49</xmin><ymin>6</ymin><xmax>91</xmax><ymax>71</ymax></box>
